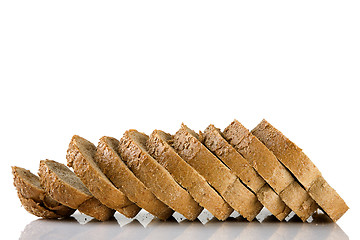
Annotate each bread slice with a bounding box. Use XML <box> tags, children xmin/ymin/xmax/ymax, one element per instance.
<box><xmin>223</xmin><ymin>120</ymin><xmax>318</xmax><ymax>222</ymax></box>
<box><xmin>146</xmin><ymin>129</ymin><xmax>234</xmax><ymax>221</ymax></box>
<box><xmin>201</xmin><ymin>125</ymin><xmax>291</xmax><ymax>221</ymax></box>
<box><xmin>12</xmin><ymin>166</ymin><xmax>75</xmax><ymax>218</ymax></box>
<box><xmin>38</xmin><ymin>159</ymin><xmax>114</xmax><ymax>221</ymax></box>
<box><xmin>95</xmin><ymin>136</ymin><xmax>174</xmax><ymax>220</ymax></box>
<box><xmin>251</xmin><ymin>119</ymin><xmax>349</xmax><ymax>221</ymax></box>
<box><xmin>66</xmin><ymin>135</ymin><xmax>140</xmax><ymax>218</ymax></box>
<box><xmin>118</xmin><ymin>130</ymin><xmax>203</xmax><ymax>221</ymax></box>
<box><xmin>172</xmin><ymin>123</ymin><xmax>263</xmax><ymax>221</ymax></box>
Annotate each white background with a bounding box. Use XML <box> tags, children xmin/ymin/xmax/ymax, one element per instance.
<box><xmin>0</xmin><ymin>1</ymin><xmax>359</xmax><ymax>239</ymax></box>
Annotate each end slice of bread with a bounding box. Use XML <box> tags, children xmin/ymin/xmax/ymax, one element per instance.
<box><xmin>119</xmin><ymin>130</ymin><xmax>203</xmax><ymax>221</ymax></box>
<box><xmin>95</xmin><ymin>136</ymin><xmax>174</xmax><ymax>220</ymax></box>
<box><xmin>252</xmin><ymin>119</ymin><xmax>349</xmax><ymax>221</ymax></box>
<box><xmin>66</xmin><ymin>135</ymin><xmax>140</xmax><ymax>218</ymax></box>
<box><xmin>147</xmin><ymin>130</ymin><xmax>233</xmax><ymax>221</ymax></box>
<box><xmin>38</xmin><ymin>159</ymin><xmax>114</xmax><ymax>221</ymax></box>
<box><xmin>172</xmin><ymin>123</ymin><xmax>263</xmax><ymax>221</ymax></box>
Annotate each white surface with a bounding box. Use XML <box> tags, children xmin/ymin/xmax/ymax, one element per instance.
<box><xmin>17</xmin><ymin>210</ymin><xmax>349</xmax><ymax>240</ymax></box>
<box><xmin>0</xmin><ymin>1</ymin><xmax>359</xmax><ymax>239</ymax></box>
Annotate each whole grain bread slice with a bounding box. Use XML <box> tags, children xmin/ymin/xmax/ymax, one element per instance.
<box><xmin>251</xmin><ymin>119</ymin><xmax>349</xmax><ymax>221</ymax></box>
<box><xmin>12</xmin><ymin>166</ymin><xmax>75</xmax><ymax>218</ymax></box>
<box><xmin>95</xmin><ymin>136</ymin><xmax>174</xmax><ymax>220</ymax></box>
<box><xmin>146</xmin><ymin>130</ymin><xmax>233</xmax><ymax>221</ymax></box>
<box><xmin>38</xmin><ymin>159</ymin><xmax>114</xmax><ymax>221</ymax></box>
<box><xmin>172</xmin><ymin>124</ymin><xmax>263</xmax><ymax>221</ymax></box>
<box><xmin>118</xmin><ymin>130</ymin><xmax>203</xmax><ymax>221</ymax></box>
<box><xmin>223</xmin><ymin>120</ymin><xmax>318</xmax><ymax>222</ymax></box>
<box><xmin>201</xmin><ymin>125</ymin><xmax>291</xmax><ymax>221</ymax></box>
<box><xmin>66</xmin><ymin>135</ymin><xmax>140</xmax><ymax>218</ymax></box>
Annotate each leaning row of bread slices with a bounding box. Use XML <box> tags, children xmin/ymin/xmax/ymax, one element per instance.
<box><xmin>12</xmin><ymin>119</ymin><xmax>348</xmax><ymax>222</ymax></box>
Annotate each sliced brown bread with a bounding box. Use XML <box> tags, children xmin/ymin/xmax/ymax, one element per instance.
<box><xmin>251</xmin><ymin>119</ymin><xmax>349</xmax><ymax>221</ymax></box>
<box><xmin>201</xmin><ymin>125</ymin><xmax>291</xmax><ymax>221</ymax></box>
<box><xmin>223</xmin><ymin>120</ymin><xmax>318</xmax><ymax>222</ymax></box>
<box><xmin>118</xmin><ymin>130</ymin><xmax>203</xmax><ymax>221</ymax></box>
<box><xmin>172</xmin><ymin>123</ymin><xmax>263</xmax><ymax>221</ymax></box>
<box><xmin>66</xmin><ymin>135</ymin><xmax>140</xmax><ymax>218</ymax></box>
<box><xmin>146</xmin><ymin>130</ymin><xmax>233</xmax><ymax>221</ymax></box>
<box><xmin>95</xmin><ymin>136</ymin><xmax>174</xmax><ymax>220</ymax></box>
<box><xmin>12</xmin><ymin>166</ymin><xmax>75</xmax><ymax>218</ymax></box>
<box><xmin>38</xmin><ymin>159</ymin><xmax>114</xmax><ymax>221</ymax></box>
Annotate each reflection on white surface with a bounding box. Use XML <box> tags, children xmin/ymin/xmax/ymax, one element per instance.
<box><xmin>19</xmin><ymin>209</ymin><xmax>348</xmax><ymax>240</ymax></box>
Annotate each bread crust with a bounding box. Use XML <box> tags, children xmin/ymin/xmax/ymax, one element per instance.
<box><xmin>95</xmin><ymin>136</ymin><xmax>173</xmax><ymax>220</ymax></box>
<box><xmin>252</xmin><ymin>119</ymin><xmax>349</xmax><ymax>221</ymax></box>
<box><xmin>172</xmin><ymin>124</ymin><xmax>263</xmax><ymax>221</ymax></box>
<box><xmin>119</xmin><ymin>130</ymin><xmax>202</xmax><ymax>221</ymax></box>
<box><xmin>12</xmin><ymin>166</ymin><xmax>75</xmax><ymax>218</ymax></box>
<box><xmin>66</xmin><ymin>135</ymin><xmax>139</xmax><ymax>218</ymax></box>
<box><xmin>223</xmin><ymin>120</ymin><xmax>318</xmax><ymax>222</ymax></box>
<box><xmin>201</xmin><ymin>125</ymin><xmax>291</xmax><ymax>221</ymax></box>
<box><xmin>147</xmin><ymin>130</ymin><xmax>233</xmax><ymax>221</ymax></box>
